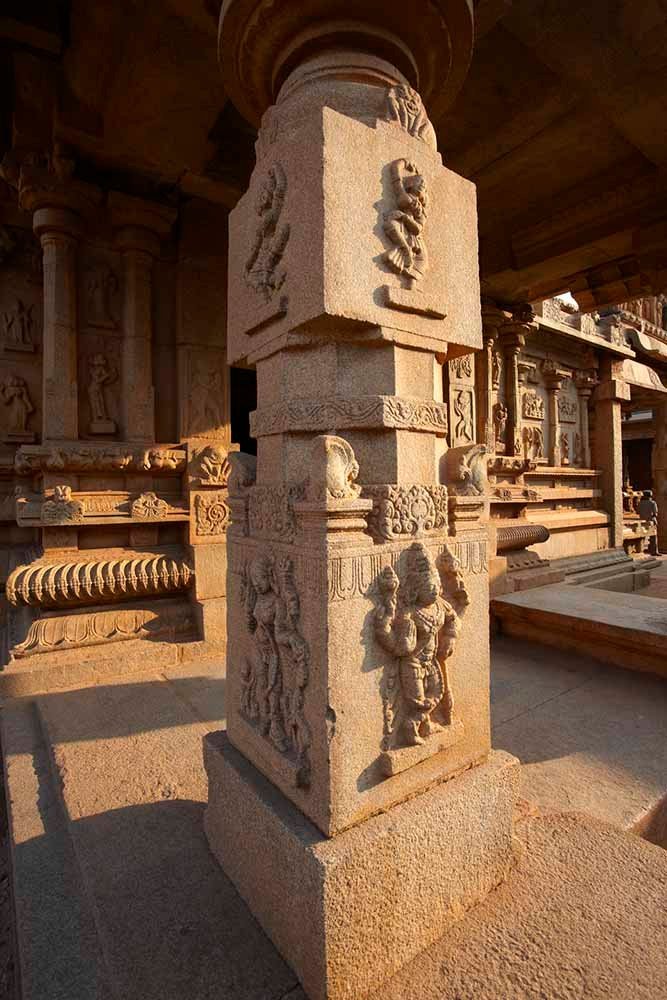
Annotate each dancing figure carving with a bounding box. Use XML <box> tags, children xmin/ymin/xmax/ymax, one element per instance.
<box><xmin>383</xmin><ymin>159</ymin><xmax>428</xmax><ymax>282</ymax></box>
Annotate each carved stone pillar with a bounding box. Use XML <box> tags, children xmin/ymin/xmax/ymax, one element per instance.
<box><xmin>18</xmin><ymin>164</ymin><xmax>100</xmax><ymax>441</ymax></box>
<box><xmin>652</xmin><ymin>399</ymin><xmax>667</xmax><ymax>552</ymax></box>
<box><xmin>204</xmin><ymin>6</ymin><xmax>518</xmax><ymax>999</ymax></box>
<box><xmin>499</xmin><ymin>305</ymin><xmax>534</xmax><ymax>456</ymax></box>
<box><xmin>542</xmin><ymin>359</ymin><xmax>565</xmax><ymax>467</ymax></box>
<box><xmin>110</xmin><ymin>194</ymin><xmax>176</xmax><ymax>442</ymax></box>
<box><xmin>575</xmin><ymin>370</ymin><xmax>596</xmax><ymax>468</ymax></box>
<box><xmin>478</xmin><ymin>301</ymin><xmax>507</xmax><ymax>453</ymax></box>
<box><xmin>594</xmin><ymin>360</ymin><xmax>630</xmax><ymax>548</ymax></box>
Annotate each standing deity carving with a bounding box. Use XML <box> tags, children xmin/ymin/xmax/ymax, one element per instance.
<box><xmin>2</xmin><ymin>298</ymin><xmax>35</xmax><ymax>351</ymax></box>
<box><xmin>244</xmin><ymin>162</ymin><xmax>290</xmax><ymax>302</ymax></box>
<box><xmin>383</xmin><ymin>159</ymin><xmax>428</xmax><ymax>282</ymax></box>
<box><xmin>491</xmin><ymin>350</ymin><xmax>501</xmax><ymax>389</ymax></box>
<box><xmin>188</xmin><ymin>363</ymin><xmax>224</xmax><ymax>436</ymax></box>
<box><xmin>85</xmin><ymin>262</ymin><xmax>118</xmax><ymax>327</ymax></box>
<box><xmin>453</xmin><ymin>390</ymin><xmax>474</xmax><ymax>444</ymax></box>
<box><xmin>1</xmin><ymin>376</ymin><xmax>34</xmax><ymax>439</ymax></box>
<box><xmin>385</xmin><ymin>84</ymin><xmax>433</xmax><ymax>144</ymax></box>
<box><xmin>493</xmin><ymin>401</ymin><xmax>508</xmax><ymax>447</ymax></box>
<box><xmin>240</xmin><ymin>552</ymin><xmax>311</xmax><ymax>785</ymax></box>
<box><xmin>88</xmin><ymin>354</ymin><xmax>117</xmax><ymax>434</ymax></box>
<box><xmin>560</xmin><ymin>432</ymin><xmax>570</xmax><ymax>465</ymax></box>
<box><xmin>522</xmin><ymin>425</ymin><xmax>544</xmax><ymax>460</ymax></box>
<box><xmin>374</xmin><ymin>543</ymin><xmax>468</xmax><ymax>750</ymax></box>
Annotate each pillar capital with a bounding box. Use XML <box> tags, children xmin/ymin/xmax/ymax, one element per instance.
<box><xmin>218</xmin><ymin>0</ymin><xmax>473</xmax><ymax>126</ymax></box>
<box><xmin>109</xmin><ymin>192</ymin><xmax>176</xmax><ymax>255</ymax></box>
<box><xmin>6</xmin><ymin>148</ymin><xmax>102</xmax><ymax>235</ymax></box>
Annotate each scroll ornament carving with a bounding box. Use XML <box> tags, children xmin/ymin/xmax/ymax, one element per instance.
<box><xmin>385</xmin><ymin>84</ymin><xmax>433</xmax><ymax>144</ymax></box>
<box><xmin>522</xmin><ymin>390</ymin><xmax>545</xmax><ymax>420</ymax></box>
<box><xmin>307</xmin><ymin>435</ymin><xmax>361</xmax><ymax>503</ymax></box>
<box><xmin>14</xmin><ymin>445</ymin><xmax>185</xmax><ymax>475</ymax></box>
<box><xmin>363</xmin><ymin>485</ymin><xmax>448</xmax><ymax>542</ymax></box>
<box><xmin>240</xmin><ymin>551</ymin><xmax>311</xmax><ymax>786</ymax></box>
<box><xmin>13</xmin><ymin>601</ymin><xmax>194</xmax><ymax>658</ymax></box>
<box><xmin>383</xmin><ymin>159</ymin><xmax>428</xmax><ymax>282</ymax></box>
<box><xmin>374</xmin><ymin>543</ymin><xmax>469</xmax><ymax>750</ymax></box>
<box><xmin>131</xmin><ymin>492</ymin><xmax>169</xmax><ymax>520</ymax></box>
<box><xmin>7</xmin><ymin>553</ymin><xmax>193</xmax><ymax>608</ymax></box>
<box><xmin>251</xmin><ymin>395</ymin><xmax>449</xmax><ymax>437</ymax></box>
<box><xmin>248</xmin><ymin>484</ymin><xmax>306</xmax><ymax>542</ymax></box>
<box><xmin>42</xmin><ymin>486</ymin><xmax>84</xmax><ymax>524</ymax></box>
<box><xmin>244</xmin><ymin>162</ymin><xmax>290</xmax><ymax>302</ymax></box>
<box><xmin>194</xmin><ymin>492</ymin><xmax>230</xmax><ymax>536</ymax></box>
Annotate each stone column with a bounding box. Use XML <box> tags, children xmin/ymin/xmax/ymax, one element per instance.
<box><xmin>499</xmin><ymin>306</ymin><xmax>535</xmax><ymax>457</ymax></box>
<box><xmin>575</xmin><ymin>370</ymin><xmax>596</xmax><ymax>468</ymax></box>
<box><xmin>109</xmin><ymin>193</ymin><xmax>176</xmax><ymax>443</ymax></box>
<box><xmin>542</xmin><ymin>359</ymin><xmax>564</xmax><ymax>467</ymax></box>
<box><xmin>593</xmin><ymin>359</ymin><xmax>630</xmax><ymax>548</ymax></box>
<box><xmin>478</xmin><ymin>301</ymin><xmax>507</xmax><ymax>453</ymax></box>
<box><xmin>18</xmin><ymin>163</ymin><xmax>100</xmax><ymax>441</ymax></box>
<box><xmin>652</xmin><ymin>399</ymin><xmax>667</xmax><ymax>551</ymax></box>
<box><xmin>204</xmin><ymin>7</ymin><xmax>518</xmax><ymax>1000</ymax></box>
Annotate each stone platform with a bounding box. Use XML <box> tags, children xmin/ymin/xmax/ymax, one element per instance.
<box><xmin>491</xmin><ymin>582</ymin><xmax>667</xmax><ymax>677</ymax></box>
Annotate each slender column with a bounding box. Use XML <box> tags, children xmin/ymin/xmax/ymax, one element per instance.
<box><xmin>593</xmin><ymin>360</ymin><xmax>630</xmax><ymax>548</ymax></box>
<box><xmin>478</xmin><ymin>301</ymin><xmax>507</xmax><ymax>453</ymax></box>
<box><xmin>110</xmin><ymin>194</ymin><xmax>176</xmax><ymax>442</ymax></box>
<box><xmin>18</xmin><ymin>161</ymin><xmax>101</xmax><ymax>442</ymax></box>
<box><xmin>542</xmin><ymin>360</ymin><xmax>564</xmax><ymax>467</ymax></box>
<box><xmin>575</xmin><ymin>370</ymin><xmax>596</xmax><ymax>468</ymax></box>
<box><xmin>499</xmin><ymin>306</ymin><xmax>535</xmax><ymax>456</ymax></box>
<box><xmin>205</xmin><ymin>6</ymin><xmax>518</xmax><ymax>999</ymax></box>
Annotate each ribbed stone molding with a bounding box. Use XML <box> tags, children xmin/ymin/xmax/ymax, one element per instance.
<box><xmin>496</xmin><ymin>523</ymin><xmax>550</xmax><ymax>553</ymax></box>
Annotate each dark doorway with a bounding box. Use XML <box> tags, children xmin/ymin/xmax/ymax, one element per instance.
<box><xmin>230</xmin><ymin>366</ymin><xmax>257</xmax><ymax>455</ymax></box>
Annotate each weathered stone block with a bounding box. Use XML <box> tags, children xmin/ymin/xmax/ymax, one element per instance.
<box><xmin>204</xmin><ymin>733</ymin><xmax>519</xmax><ymax>1000</ymax></box>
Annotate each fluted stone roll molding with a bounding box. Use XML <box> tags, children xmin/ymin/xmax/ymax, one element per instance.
<box><xmin>496</xmin><ymin>523</ymin><xmax>550</xmax><ymax>554</ymax></box>
<box><xmin>7</xmin><ymin>553</ymin><xmax>194</xmax><ymax>608</ymax></box>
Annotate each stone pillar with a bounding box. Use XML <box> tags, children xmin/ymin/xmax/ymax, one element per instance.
<box><xmin>18</xmin><ymin>164</ymin><xmax>100</xmax><ymax>442</ymax></box>
<box><xmin>109</xmin><ymin>194</ymin><xmax>176</xmax><ymax>442</ymax></box>
<box><xmin>542</xmin><ymin>359</ymin><xmax>564</xmax><ymax>467</ymax></box>
<box><xmin>652</xmin><ymin>399</ymin><xmax>667</xmax><ymax>551</ymax></box>
<box><xmin>478</xmin><ymin>301</ymin><xmax>506</xmax><ymax>453</ymax></box>
<box><xmin>499</xmin><ymin>306</ymin><xmax>535</xmax><ymax>457</ymax></box>
<box><xmin>593</xmin><ymin>359</ymin><xmax>630</xmax><ymax>548</ymax></box>
<box><xmin>204</xmin><ymin>6</ymin><xmax>519</xmax><ymax>999</ymax></box>
<box><xmin>575</xmin><ymin>370</ymin><xmax>596</xmax><ymax>468</ymax></box>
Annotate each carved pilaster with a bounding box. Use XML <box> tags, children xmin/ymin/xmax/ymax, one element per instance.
<box><xmin>542</xmin><ymin>358</ymin><xmax>566</xmax><ymax>467</ymax></box>
<box><xmin>499</xmin><ymin>305</ymin><xmax>535</xmax><ymax>457</ymax></box>
<box><xmin>575</xmin><ymin>370</ymin><xmax>597</xmax><ymax>468</ymax></box>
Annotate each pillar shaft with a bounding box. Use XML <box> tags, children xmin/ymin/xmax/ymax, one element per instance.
<box><xmin>594</xmin><ymin>370</ymin><xmax>630</xmax><ymax>548</ymax></box>
<box><xmin>653</xmin><ymin>399</ymin><xmax>667</xmax><ymax>550</ymax></box>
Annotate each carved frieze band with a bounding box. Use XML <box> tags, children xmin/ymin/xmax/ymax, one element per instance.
<box><xmin>250</xmin><ymin>396</ymin><xmax>449</xmax><ymax>437</ymax></box>
<box><xmin>17</xmin><ymin>488</ymin><xmax>189</xmax><ymax>527</ymax></box>
<box><xmin>7</xmin><ymin>553</ymin><xmax>194</xmax><ymax>608</ymax></box>
<box><xmin>12</xmin><ymin>599</ymin><xmax>195</xmax><ymax>658</ymax></box>
<box><xmin>362</xmin><ymin>484</ymin><xmax>448</xmax><ymax>542</ymax></box>
<box><xmin>14</xmin><ymin>444</ymin><xmax>186</xmax><ymax>475</ymax></box>
<box><xmin>247</xmin><ymin>484</ymin><xmax>306</xmax><ymax>542</ymax></box>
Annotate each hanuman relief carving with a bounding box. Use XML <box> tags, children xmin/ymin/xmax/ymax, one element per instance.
<box><xmin>383</xmin><ymin>159</ymin><xmax>428</xmax><ymax>282</ymax></box>
<box><xmin>240</xmin><ymin>552</ymin><xmax>311</xmax><ymax>786</ymax></box>
<box><xmin>244</xmin><ymin>162</ymin><xmax>290</xmax><ymax>302</ymax></box>
<box><xmin>374</xmin><ymin>543</ymin><xmax>469</xmax><ymax>751</ymax></box>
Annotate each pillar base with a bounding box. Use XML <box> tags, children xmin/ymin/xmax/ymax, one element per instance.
<box><xmin>204</xmin><ymin>733</ymin><xmax>520</xmax><ymax>1000</ymax></box>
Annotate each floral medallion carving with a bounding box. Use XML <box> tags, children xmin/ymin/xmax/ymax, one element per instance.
<box><xmin>363</xmin><ymin>485</ymin><xmax>448</xmax><ymax>542</ymax></box>
<box><xmin>131</xmin><ymin>491</ymin><xmax>169</xmax><ymax>520</ymax></box>
<box><xmin>195</xmin><ymin>492</ymin><xmax>230</xmax><ymax>536</ymax></box>
<box><xmin>373</xmin><ymin>543</ymin><xmax>469</xmax><ymax>765</ymax></box>
<box><xmin>240</xmin><ymin>551</ymin><xmax>311</xmax><ymax>786</ymax></box>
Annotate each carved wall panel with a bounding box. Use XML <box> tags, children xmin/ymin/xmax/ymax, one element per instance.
<box><xmin>179</xmin><ymin>346</ymin><xmax>230</xmax><ymax>441</ymax></box>
<box><xmin>363</xmin><ymin>484</ymin><xmax>448</xmax><ymax>542</ymax></box>
<box><xmin>451</xmin><ymin>388</ymin><xmax>475</xmax><ymax>446</ymax></box>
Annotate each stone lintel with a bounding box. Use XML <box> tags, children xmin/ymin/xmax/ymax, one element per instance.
<box><xmin>204</xmin><ymin>733</ymin><xmax>519</xmax><ymax>1000</ymax></box>
<box><xmin>595</xmin><ymin>379</ymin><xmax>631</xmax><ymax>403</ymax></box>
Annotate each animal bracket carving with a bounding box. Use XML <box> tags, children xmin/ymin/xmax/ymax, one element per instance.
<box><xmin>446</xmin><ymin>444</ymin><xmax>487</xmax><ymax>497</ymax></box>
<box><xmin>374</xmin><ymin>543</ymin><xmax>468</xmax><ymax>752</ymax></box>
<box><xmin>307</xmin><ymin>435</ymin><xmax>361</xmax><ymax>503</ymax></box>
<box><xmin>240</xmin><ymin>551</ymin><xmax>311</xmax><ymax>786</ymax></box>
<box><xmin>383</xmin><ymin>159</ymin><xmax>428</xmax><ymax>282</ymax></box>
<box><xmin>245</xmin><ymin>162</ymin><xmax>290</xmax><ymax>302</ymax></box>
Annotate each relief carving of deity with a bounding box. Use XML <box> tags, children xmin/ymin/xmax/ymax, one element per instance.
<box><xmin>453</xmin><ymin>390</ymin><xmax>474</xmax><ymax>444</ymax></box>
<box><xmin>88</xmin><ymin>354</ymin><xmax>117</xmax><ymax>434</ymax></box>
<box><xmin>85</xmin><ymin>262</ymin><xmax>118</xmax><ymax>328</ymax></box>
<box><xmin>493</xmin><ymin>401</ymin><xmax>508</xmax><ymax>446</ymax></box>
<box><xmin>2</xmin><ymin>298</ymin><xmax>35</xmax><ymax>351</ymax></box>
<box><xmin>244</xmin><ymin>162</ymin><xmax>290</xmax><ymax>302</ymax></box>
<box><xmin>374</xmin><ymin>543</ymin><xmax>468</xmax><ymax>750</ymax></box>
<box><xmin>188</xmin><ymin>363</ymin><xmax>224</xmax><ymax>436</ymax></box>
<box><xmin>240</xmin><ymin>552</ymin><xmax>311</xmax><ymax>785</ymax></box>
<box><xmin>1</xmin><ymin>375</ymin><xmax>34</xmax><ymax>436</ymax></box>
<box><xmin>383</xmin><ymin>159</ymin><xmax>428</xmax><ymax>282</ymax></box>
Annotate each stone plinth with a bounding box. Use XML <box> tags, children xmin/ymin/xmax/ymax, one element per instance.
<box><xmin>205</xmin><ymin>732</ymin><xmax>520</xmax><ymax>1000</ymax></box>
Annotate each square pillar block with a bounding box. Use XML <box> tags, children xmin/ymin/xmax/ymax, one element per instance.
<box><xmin>205</xmin><ymin>733</ymin><xmax>519</xmax><ymax>1000</ymax></box>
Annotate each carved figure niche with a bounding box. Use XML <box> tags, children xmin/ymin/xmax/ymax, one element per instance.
<box><xmin>373</xmin><ymin>543</ymin><xmax>469</xmax><ymax>760</ymax></box>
